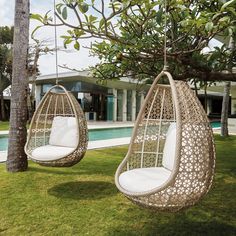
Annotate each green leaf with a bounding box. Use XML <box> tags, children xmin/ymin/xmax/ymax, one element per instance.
<box><xmin>227</xmin><ymin>7</ymin><xmax>236</xmax><ymax>16</ymax></box>
<box><xmin>89</xmin><ymin>15</ymin><xmax>98</xmax><ymax>23</ymax></box>
<box><xmin>156</xmin><ymin>8</ymin><xmax>163</xmax><ymax>24</ymax></box>
<box><xmin>74</xmin><ymin>41</ymin><xmax>80</xmax><ymax>50</ymax></box>
<box><xmin>228</xmin><ymin>27</ymin><xmax>233</xmax><ymax>36</ymax></box>
<box><xmin>111</xmin><ymin>2</ymin><xmax>122</xmax><ymax>11</ymax></box>
<box><xmin>85</xmin><ymin>14</ymin><xmax>89</xmax><ymax>23</ymax></box>
<box><xmin>205</xmin><ymin>22</ymin><xmax>213</xmax><ymax>32</ymax></box>
<box><xmin>74</xmin><ymin>29</ymin><xmax>86</xmax><ymax>38</ymax></box>
<box><xmin>30</xmin><ymin>14</ymin><xmax>44</xmax><ymax>23</ymax></box>
<box><xmin>180</xmin><ymin>20</ymin><xmax>188</xmax><ymax>27</ymax></box>
<box><xmin>219</xmin><ymin>16</ymin><xmax>230</xmax><ymax>23</ymax></box>
<box><xmin>79</xmin><ymin>3</ymin><xmax>89</xmax><ymax>13</ymax></box>
<box><xmin>67</xmin><ymin>30</ymin><xmax>73</xmax><ymax>35</ymax></box>
<box><xmin>191</xmin><ymin>7</ymin><xmax>198</xmax><ymax>17</ymax></box>
<box><xmin>99</xmin><ymin>18</ymin><xmax>105</xmax><ymax>29</ymax></box>
<box><xmin>63</xmin><ymin>38</ymin><xmax>73</xmax><ymax>48</ymax></box>
<box><xmin>212</xmin><ymin>12</ymin><xmax>222</xmax><ymax>20</ymax></box>
<box><xmin>56</xmin><ymin>3</ymin><xmax>63</xmax><ymax>14</ymax></box>
<box><xmin>62</xmin><ymin>7</ymin><xmax>68</xmax><ymax>20</ymax></box>
<box><xmin>31</xmin><ymin>25</ymin><xmax>43</xmax><ymax>38</ymax></box>
<box><xmin>228</xmin><ymin>26</ymin><xmax>236</xmax><ymax>36</ymax></box>
<box><xmin>221</xmin><ymin>0</ymin><xmax>236</xmax><ymax>11</ymax></box>
<box><xmin>61</xmin><ymin>35</ymin><xmax>71</xmax><ymax>39</ymax></box>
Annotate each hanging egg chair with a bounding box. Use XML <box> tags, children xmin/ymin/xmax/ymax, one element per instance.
<box><xmin>115</xmin><ymin>70</ymin><xmax>215</xmax><ymax>212</ymax></box>
<box><xmin>25</xmin><ymin>85</ymin><xmax>88</xmax><ymax>167</ymax></box>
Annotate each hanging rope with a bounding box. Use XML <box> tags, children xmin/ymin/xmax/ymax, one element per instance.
<box><xmin>163</xmin><ymin>0</ymin><xmax>168</xmax><ymax>71</ymax></box>
<box><xmin>53</xmin><ymin>0</ymin><xmax>59</xmax><ymax>84</ymax></box>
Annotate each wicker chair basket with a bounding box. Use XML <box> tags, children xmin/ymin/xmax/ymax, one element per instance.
<box><xmin>25</xmin><ymin>85</ymin><xmax>88</xmax><ymax>167</ymax></box>
<box><xmin>115</xmin><ymin>71</ymin><xmax>215</xmax><ymax>212</ymax></box>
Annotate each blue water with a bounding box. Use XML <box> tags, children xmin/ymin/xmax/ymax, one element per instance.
<box><xmin>89</xmin><ymin>127</ymin><xmax>132</xmax><ymax>141</ymax></box>
<box><xmin>0</xmin><ymin>122</ymin><xmax>221</xmax><ymax>152</ymax></box>
<box><xmin>0</xmin><ymin>127</ymin><xmax>133</xmax><ymax>151</ymax></box>
<box><xmin>0</xmin><ymin>135</ymin><xmax>8</xmax><ymax>151</ymax></box>
<box><xmin>211</xmin><ymin>121</ymin><xmax>221</xmax><ymax>128</ymax></box>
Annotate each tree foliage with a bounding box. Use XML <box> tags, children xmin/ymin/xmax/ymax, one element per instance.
<box><xmin>33</xmin><ymin>0</ymin><xmax>236</xmax><ymax>82</ymax></box>
<box><xmin>0</xmin><ymin>25</ymin><xmax>53</xmax><ymax>93</ymax></box>
<box><xmin>0</xmin><ymin>26</ymin><xmax>13</xmax><ymax>92</ymax></box>
<box><xmin>0</xmin><ymin>26</ymin><xmax>14</xmax><ymax>45</ymax></box>
<box><xmin>0</xmin><ymin>25</ymin><xmax>53</xmax><ymax>122</ymax></box>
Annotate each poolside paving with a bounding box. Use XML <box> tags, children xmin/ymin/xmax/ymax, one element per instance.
<box><xmin>0</xmin><ymin>152</ymin><xmax>7</xmax><ymax>163</ymax></box>
<box><xmin>0</xmin><ymin>137</ymin><xmax>131</xmax><ymax>163</ymax></box>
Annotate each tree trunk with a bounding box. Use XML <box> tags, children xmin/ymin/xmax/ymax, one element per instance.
<box><xmin>0</xmin><ymin>90</ymin><xmax>6</xmax><ymax>121</ymax></box>
<box><xmin>194</xmin><ymin>79</ymin><xmax>198</xmax><ymax>96</ymax></box>
<box><xmin>220</xmin><ymin>82</ymin><xmax>231</xmax><ymax>136</ymax></box>
<box><xmin>7</xmin><ymin>0</ymin><xmax>29</xmax><ymax>172</ymax></box>
<box><xmin>220</xmin><ymin>37</ymin><xmax>235</xmax><ymax>137</ymax></box>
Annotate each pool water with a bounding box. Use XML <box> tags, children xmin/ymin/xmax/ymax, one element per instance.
<box><xmin>0</xmin><ymin>127</ymin><xmax>133</xmax><ymax>151</ymax></box>
<box><xmin>89</xmin><ymin>127</ymin><xmax>132</xmax><ymax>141</ymax></box>
<box><xmin>211</xmin><ymin>121</ymin><xmax>221</xmax><ymax>128</ymax></box>
<box><xmin>0</xmin><ymin>122</ymin><xmax>221</xmax><ymax>152</ymax></box>
<box><xmin>0</xmin><ymin>136</ymin><xmax>8</xmax><ymax>152</ymax></box>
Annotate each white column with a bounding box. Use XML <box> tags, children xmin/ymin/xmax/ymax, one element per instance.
<box><xmin>231</xmin><ymin>97</ymin><xmax>236</xmax><ymax>115</ymax></box>
<box><xmin>207</xmin><ymin>98</ymin><xmax>212</xmax><ymax>115</ymax></box>
<box><xmin>122</xmin><ymin>89</ymin><xmax>127</xmax><ymax>121</ymax></box>
<box><xmin>131</xmin><ymin>90</ymin><xmax>136</xmax><ymax>121</ymax></box>
<box><xmin>113</xmin><ymin>89</ymin><xmax>117</xmax><ymax>122</ymax></box>
<box><xmin>140</xmin><ymin>91</ymin><xmax>145</xmax><ymax>106</ymax></box>
<box><xmin>35</xmin><ymin>85</ymin><xmax>41</xmax><ymax>107</ymax></box>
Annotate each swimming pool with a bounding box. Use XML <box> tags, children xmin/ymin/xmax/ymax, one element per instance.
<box><xmin>211</xmin><ymin>121</ymin><xmax>221</xmax><ymax>128</ymax></box>
<box><xmin>0</xmin><ymin>127</ymin><xmax>133</xmax><ymax>151</ymax></box>
<box><xmin>0</xmin><ymin>122</ymin><xmax>221</xmax><ymax>151</ymax></box>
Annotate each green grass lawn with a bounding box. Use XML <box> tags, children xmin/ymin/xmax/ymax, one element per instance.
<box><xmin>0</xmin><ymin>121</ymin><xmax>30</xmax><ymax>131</ymax></box>
<box><xmin>0</xmin><ymin>121</ymin><xmax>9</xmax><ymax>131</ymax></box>
<box><xmin>0</xmin><ymin>135</ymin><xmax>236</xmax><ymax>235</ymax></box>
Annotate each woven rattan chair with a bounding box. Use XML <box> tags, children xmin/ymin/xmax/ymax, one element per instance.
<box><xmin>115</xmin><ymin>70</ymin><xmax>215</xmax><ymax>212</ymax></box>
<box><xmin>25</xmin><ymin>85</ymin><xmax>88</xmax><ymax>167</ymax></box>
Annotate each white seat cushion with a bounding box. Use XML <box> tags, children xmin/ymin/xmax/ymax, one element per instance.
<box><xmin>49</xmin><ymin>116</ymin><xmax>79</xmax><ymax>148</ymax></box>
<box><xmin>162</xmin><ymin>123</ymin><xmax>176</xmax><ymax>170</ymax></box>
<box><xmin>119</xmin><ymin>167</ymin><xmax>171</xmax><ymax>193</ymax></box>
<box><xmin>31</xmin><ymin>145</ymin><xmax>75</xmax><ymax>161</ymax></box>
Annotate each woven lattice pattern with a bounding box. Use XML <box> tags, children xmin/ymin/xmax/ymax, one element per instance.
<box><xmin>115</xmin><ymin>71</ymin><xmax>215</xmax><ymax>212</ymax></box>
<box><xmin>25</xmin><ymin>85</ymin><xmax>88</xmax><ymax>167</ymax></box>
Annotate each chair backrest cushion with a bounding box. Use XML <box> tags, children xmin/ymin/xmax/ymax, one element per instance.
<box><xmin>162</xmin><ymin>123</ymin><xmax>176</xmax><ymax>171</ymax></box>
<box><xmin>49</xmin><ymin>116</ymin><xmax>79</xmax><ymax>148</ymax></box>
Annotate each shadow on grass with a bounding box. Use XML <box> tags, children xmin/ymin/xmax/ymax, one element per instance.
<box><xmin>107</xmin><ymin>217</ymin><xmax>236</xmax><ymax>236</ymax></box>
<box><xmin>48</xmin><ymin>181</ymin><xmax>117</xmax><ymax>200</ymax></box>
<box><xmin>105</xmin><ymin>203</ymin><xmax>236</xmax><ymax>236</ymax></box>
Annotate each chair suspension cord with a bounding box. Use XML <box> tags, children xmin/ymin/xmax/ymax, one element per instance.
<box><xmin>54</xmin><ymin>0</ymin><xmax>59</xmax><ymax>85</ymax></box>
<box><xmin>163</xmin><ymin>0</ymin><xmax>168</xmax><ymax>71</ymax></box>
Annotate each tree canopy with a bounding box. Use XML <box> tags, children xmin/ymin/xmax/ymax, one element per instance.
<box><xmin>0</xmin><ymin>25</ymin><xmax>52</xmax><ymax>94</ymax></box>
<box><xmin>0</xmin><ymin>26</ymin><xmax>13</xmax><ymax>93</ymax></box>
<box><xmin>33</xmin><ymin>0</ymin><xmax>236</xmax><ymax>83</ymax></box>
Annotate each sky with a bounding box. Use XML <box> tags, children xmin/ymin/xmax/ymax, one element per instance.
<box><xmin>0</xmin><ymin>0</ymin><xmax>223</xmax><ymax>76</ymax></box>
<box><xmin>0</xmin><ymin>0</ymin><xmax>99</xmax><ymax>75</ymax></box>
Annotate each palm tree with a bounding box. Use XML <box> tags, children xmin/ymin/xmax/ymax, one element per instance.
<box><xmin>7</xmin><ymin>0</ymin><xmax>30</xmax><ymax>172</ymax></box>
